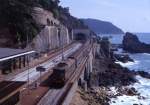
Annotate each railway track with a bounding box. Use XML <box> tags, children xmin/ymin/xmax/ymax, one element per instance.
<box><xmin>37</xmin><ymin>57</ymin><xmax>88</xmax><ymax>105</ymax></box>
<box><xmin>53</xmin><ymin>42</ymin><xmax>93</xmax><ymax>105</ymax></box>
<box><xmin>10</xmin><ymin>43</ymin><xmax>82</xmax><ymax>83</ymax></box>
<box><xmin>0</xmin><ymin>42</ymin><xmax>83</xmax><ymax>105</ymax></box>
<box><xmin>0</xmin><ymin>40</ymin><xmax>93</xmax><ymax>105</ymax></box>
<box><xmin>38</xmin><ymin>40</ymin><xmax>93</xmax><ymax>105</ymax></box>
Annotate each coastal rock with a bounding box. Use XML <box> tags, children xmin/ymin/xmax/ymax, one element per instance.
<box><xmin>100</xmin><ymin>37</ymin><xmax>111</xmax><ymax>58</ymax></box>
<box><xmin>114</xmin><ymin>53</ymin><xmax>134</xmax><ymax>63</ymax></box>
<box><xmin>74</xmin><ymin>87</ymin><xmax>111</xmax><ymax>105</ymax></box>
<box><xmin>98</xmin><ymin>62</ymin><xmax>137</xmax><ymax>86</ymax></box>
<box><xmin>137</xmin><ymin>71</ymin><xmax>150</xmax><ymax>79</ymax></box>
<box><xmin>126</xmin><ymin>87</ymin><xmax>138</xmax><ymax>96</ymax></box>
<box><xmin>123</xmin><ymin>32</ymin><xmax>150</xmax><ymax>53</ymax></box>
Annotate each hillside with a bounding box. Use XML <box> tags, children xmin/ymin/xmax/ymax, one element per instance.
<box><xmin>81</xmin><ymin>18</ymin><xmax>124</xmax><ymax>34</ymax></box>
<box><xmin>0</xmin><ymin>0</ymin><xmax>86</xmax><ymax>48</ymax></box>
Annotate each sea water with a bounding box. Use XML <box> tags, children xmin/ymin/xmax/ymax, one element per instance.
<box><xmin>99</xmin><ymin>33</ymin><xmax>150</xmax><ymax>44</ymax></box>
<box><xmin>100</xmin><ymin>33</ymin><xmax>150</xmax><ymax>72</ymax></box>
<box><xmin>100</xmin><ymin>33</ymin><xmax>150</xmax><ymax>105</ymax></box>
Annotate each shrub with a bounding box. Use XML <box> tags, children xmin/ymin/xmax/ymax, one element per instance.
<box><xmin>0</xmin><ymin>0</ymin><xmax>39</xmax><ymax>47</ymax></box>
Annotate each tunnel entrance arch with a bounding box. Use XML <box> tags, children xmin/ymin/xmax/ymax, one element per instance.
<box><xmin>74</xmin><ymin>33</ymin><xmax>87</xmax><ymax>41</ymax></box>
<box><xmin>72</xmin><ymin>29</ymin><xmax>91</xmax><ymax>41</ymax></box>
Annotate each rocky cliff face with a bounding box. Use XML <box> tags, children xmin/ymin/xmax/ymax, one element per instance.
<box><xmin>32</xmin><ymin>7</ymin><xmax>60</xmax><ymax>26</ymax></box>
<box><xmin>90</xmin><ymin>37</ymin><xmax>112</xmax><ymax>87</ymax></box>
<box><xmin>123</xmin><ymin>32</ymin><xmax>150</xmax><ymax>53</ymax></box>
<box><xmin>71</xmin><ymin>37</ymin><xmax>137</xmax><ymax>105</ymax></box>
<box><xmin>90</xmin><ymin>36</ymin><xmax>136</xmax><ymax>87</ymax></box>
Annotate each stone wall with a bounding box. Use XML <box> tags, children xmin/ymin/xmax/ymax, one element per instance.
<box><xmin>60</xmin><ymin>26</ymin><xmax>70</xmax><ymax>45</ymax></box>
<box><xmin>29</xmin><ymin>25</ymin><xmax>70</xmax><ymax>53</ymax></box>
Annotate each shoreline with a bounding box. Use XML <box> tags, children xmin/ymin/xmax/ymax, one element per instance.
<box><xmin>109</xmin><ymin>51</ymin><xmax>150</xmax><ymax>105</ymax></box>
<box><xmin>70</xmin><ymin>52</ymin><xmax>150</xmax><ymax>105</ymax></box>
<box><xmin>109</xmin><ymin>75</ymin><xmax>150</xmax><ymax>105</ymax></box>
<box><xmin>70</xmin><ymin>34</ymin><xmax>150</xmax><ymax>105</ymax></box>
<box><xmin>103</xmin><ymin>33</ymin><xmax>150</xmax><ymax>105</ymax></box>
<box><xmin>110</xmin><ymin>47</ymin><xmax>150</xmax><ymax>105</ymax></box>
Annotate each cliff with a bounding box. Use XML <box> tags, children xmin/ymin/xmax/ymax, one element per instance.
<box><xmin>81</xmin><ymin>18</ymin><xmax>124</xmax><ymax>34</ymax></box>
<box><xmin>123</xmin><ymin>32</ymin><xmax>150</xmax><ymax>53</ymax></box>
<box><xmin>70</xmin><ymin>37</ymin><xmax>136</xmax><ymax>105</ymax></box>
<box><xmin>0</xmin><ymin>0</ymin><xmax>87</xmax><ymax>48</ymax></box>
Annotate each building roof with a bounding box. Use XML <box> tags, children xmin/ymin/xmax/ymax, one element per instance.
<box><xmin>0</xmin><ymin>48</ymin><xmax>35</xmax><ymax>62</ymax></box>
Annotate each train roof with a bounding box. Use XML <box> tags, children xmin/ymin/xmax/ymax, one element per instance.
<box><xmin>53</xmin><ymin>62</ymin><xmax>68</xmax><ymax>70</ymax></box>
<box><xmin>53</xmin><ymin>58</ymin><xmax>75</xmax><ymax>70</ymax></box>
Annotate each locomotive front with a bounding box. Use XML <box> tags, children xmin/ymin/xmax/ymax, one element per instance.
<box><xmin>52</xmin><ymin>63</ymin><xmax>68</xmax><ymax>87</ymax></box>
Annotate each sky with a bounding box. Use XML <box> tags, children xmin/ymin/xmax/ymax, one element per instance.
<box><xmin>60</xmin><ymin>0</ymin><xmax>150</xmax><ymax>33</ymax></box>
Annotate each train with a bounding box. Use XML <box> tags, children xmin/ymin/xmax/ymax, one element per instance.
<box><xmin>51</xmin><ymin>58</ymin><xmax>76</xmax><ymax>87</ymax></box>
<box><xmin>50</xmin><ymin>40</ymin><xmax>92</xmax><ymax>88</ymax></box>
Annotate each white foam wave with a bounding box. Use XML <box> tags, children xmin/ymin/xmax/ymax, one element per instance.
<box><xmin>132</xmin><ymin>76</ymin><xmax>150</xmax><ymax>97</ymax></box>
<box><xmin>115</xmin><ymin>60</ymin><xmax>139</xmax><ymax>68</ymax></box>
<box><xmin>143</xmin><ymin>53</ymin><xmax>150</xmax><ymax>56</ymax></box>
<box><xmin>110</xmin><ymin>76</ymin><xmax>150</xmax><ymax>105</ymax></box>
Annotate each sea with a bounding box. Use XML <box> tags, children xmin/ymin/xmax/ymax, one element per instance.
<box><xmin>99</xmin><ymin>33</ymin><xmax>150</xmax><ymax>72</ymax></box>
<box><xmin>99</xmin><ymin>33</ymin><xmax>150</xmax><ymax>105</ymax></box>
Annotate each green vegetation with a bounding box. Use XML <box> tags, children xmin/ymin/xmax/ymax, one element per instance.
<box><xmin>0</xmin><ymin>0</ymin><xmax>40</xmax><ymax>46</ymax></box>
<box><xmin>0</xmin><ymin>0</ymin><xmax>87</xmax><ymax>48</ymax></box>
<box><xmin>0</xmin><ymin>0</ymin><xmax>60</xmax><ymax>47</ymax></box>
<box><xmin>38</xmin><ymin>0</ymin><xmax>60</xmax><ymax>18</ymax></box>
<box><xmin>37</xmin><ymin>0</ymin><xmax>85</xmax><ymax>28</ymax></box>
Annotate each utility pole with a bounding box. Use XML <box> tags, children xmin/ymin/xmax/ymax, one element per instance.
<box><xmin>27</xmin><ymin>34</ymin><xmax>30</xmax><ymax>94</ymax></box>
<box><xmin>61</xmin><ymin>30</ymin><xmax>64</xmax><ymax>61</ymax></box>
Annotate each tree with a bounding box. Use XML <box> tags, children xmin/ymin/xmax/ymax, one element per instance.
<box><xmin>63</xmin><ymin>7</ymin><xmax>69</xmax><ymax>14</ymax></box>
<box><xmin>0</xmin><ymin>0</ymin><xmax>39</xmax><ymax>47</ymax></box>
<box><xmin>38</xmin><ymin>0</ymin><xmax>60</xmax><ymax>18</ymax></box>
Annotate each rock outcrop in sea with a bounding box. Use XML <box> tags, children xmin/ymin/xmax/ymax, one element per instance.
<box><xmin>90</xmin><ymin>37</ymin><xmax>137</xmax><ymax>87</ymax></box>
<box><xmin>114</xmin><ymin>53</ymin><xmax>134</xmax><ymax>63</ymax></box>
<box><xmin>123</xmin><ymin>32</ymin><xmax>150</xmax><ymax>53</ymax></box>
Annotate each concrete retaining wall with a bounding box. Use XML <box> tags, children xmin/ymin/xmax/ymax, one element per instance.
<box><xmin>29</xmin><ymin>25</ymin><xmax>70</xmax><ymax>53</ymax></box>
<box><xmin>62</xmin><ymin>81</ymin><xmax>78</xmax><ymax>105</ymax></box>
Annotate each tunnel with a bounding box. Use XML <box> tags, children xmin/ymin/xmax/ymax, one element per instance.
<box><xmin>74</xmin><ymin>33</ymin><xmax>87</xmax><ymax>41</ymax></box>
